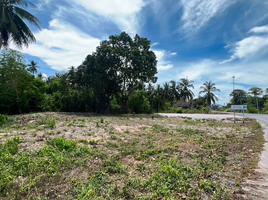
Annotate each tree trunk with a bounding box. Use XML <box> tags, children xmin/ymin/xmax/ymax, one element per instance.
<box><xmin>0</xmin><ymin>32</ymin><xmax>3</xmax><ymax>50</ymax></box>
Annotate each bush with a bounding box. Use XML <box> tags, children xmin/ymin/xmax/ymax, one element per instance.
<box><xmin>201</xmin><ymin>107</ymin><xmax>210</xmax><ymax>114</ymax></box>
<box><xmin>176</xmin><ymin>107</ymin><xmax>182</xmax><ymax>113</ymax></box>
<box><xmin>246</xmin><ymin>104</ymin><xmax>258</xmax><ymax>113</ymax></box>
<box><xmin>128</xmin><ymin>91</ymin><xmax>151</xmax><ymax>114</ymax></box>
<box><xmin>0</xmin><ymin>114</ymin><xmax>8</xmax><ymax>126</ymax></box>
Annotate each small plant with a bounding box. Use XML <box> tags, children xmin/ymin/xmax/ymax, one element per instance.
<box><xmin>89</xmin><ymin>140</ymin><xmax>98</xmax><ymax>145</ymax></box>
<box><xmin>136</xmin><ymin>163</ymin><xmax>146</xmax><ymax>171</ymax></box>
<box><xmin>100</xmin><ymin>117</ymin><xmax>104</xmax><ymax>123</ymax></box>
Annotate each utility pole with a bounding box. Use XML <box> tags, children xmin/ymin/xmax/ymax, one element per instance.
<box><xmin>232</xmin><ymin>76</ymin><xmax>235</xmax><ymax>123</ymax></box>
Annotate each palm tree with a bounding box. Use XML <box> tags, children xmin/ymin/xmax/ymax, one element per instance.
<box><xmin>162</xmin><ymin>82</ymin><xmax>170</xmax><ymax>101</ymax></box>
<box><xmin>37</xmin><ymin>72</ymin><xmax>42</xmax><ymax>79</ymax></box>
<box><xmin>154</xmin><ymin>84</ymin><xmax>164</xmax><ymax>112</ymax></box>
<box><xmin>177</xmin><ymin>77</ymin><xmax>194</xmax><ymax>102</ymax></box>
<box><xmin>248</xmin><ymin>87</ymin><xmax>263</xmax><ymax>110</ymax></box>
<box><xmin>27</xmin><ymin>60</ymin><xmax>39</xmax><ymax>75</ymax></box>
<box><xmin>169</xmin><ymin>80</ymin><xmax>180</xmax><ymax>102</ymax></box>
<box><xmin>199</xmin><ymin>81</ymin><xmax>220</xmax><ymax>107</ymax></box>
<box><xmin>0</xmin><ymin>0</ymin><xmax>41</xmax><ymax>49</ymax></box>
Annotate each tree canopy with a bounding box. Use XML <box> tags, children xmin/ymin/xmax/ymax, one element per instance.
<box><xmin>0</xmin><ymin>0</ymin><xmax>41</xmax><ymax>49</ymax></box>
<box><xmin>199</xmin><ymin>81</ymin><xmax>220</xmax><ymax>107</ymax></box>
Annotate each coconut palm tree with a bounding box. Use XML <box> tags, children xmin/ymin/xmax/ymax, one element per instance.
<box><xmin>27</xmin><ymin>60</ymin><xmax>39</xmax><ymax>75</ymax></box>
<box><xmin>248</xmin><ymin>87</ymin><xmax>263</xmax><ymax>110</ymax></box>
<box><xmin>169</xmin><ymin>80</ymin><xmax>180</xmax><ymax>102</ymax></box>
<box><xmin>0</xmin><ymin>0</ymin><xmax>41</xmax><ymax>49</ymax></box>
<box><xmin>177</xmin><ymin>77</ymin><xmax>194</xmax><ymax>102</ymax></box>
<box><xmin>199</xmin><ymin>81</ymin><xmax>221</xmax><ymax>107</ymax></box>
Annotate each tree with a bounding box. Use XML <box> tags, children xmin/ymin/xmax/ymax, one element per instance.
<box><xmin>27</xmin><ymin>60</ymin><xmax>39</xmax><ymax>75</ymax></box>
<box><xmin>76</xmin><ymin>32</ymin><xmax>158</xmax><ymax>112</ymax></box>
<box><xmin>153</xmin><ymin>84</ymin><xmax>164</xmax><ymax>112</ymax></box>
<box><xmin>178</xmin><ymin>78</ymin><xmax>194</xmax><ymax>102</ymax></box>
<box><xmin>230</xmin><ymin>89</ymin><xmax>247</xmax><ymax>105</ymax></box>
<box><xmin>248</xmin><ymin>87</ymin><xmax>263</xmax><ymax>110</ymax></box>
<box><xmin>169</xmin><ymin>80</ymin><xmax>180</xmax><ymax>102</ymax></box>
<box><xmin>0</xmin><ymin>0</ymin><xmax>41</xmax><ymax>49</ymax></box>
<box><xmin>0</xmin><ymin>49</ymin><xmax>45</xmax><ymax>114</ymax></box>
<box><xmin>199</xmin><ymin>81</ymin><xmax>220</xmax><ymax>107</ymax></box>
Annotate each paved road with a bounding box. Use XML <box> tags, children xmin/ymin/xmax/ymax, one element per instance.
<box><xmin>234</xmin><ymin>113</ymin><xmax>268</xmax><ymax>126</ymax></box>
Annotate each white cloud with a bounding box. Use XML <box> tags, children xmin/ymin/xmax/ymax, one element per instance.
<box><xmin>221</xmin><ymin>26</ymin><xmax>268</xmax><ymax>64</ymax></box>
<box><xmin>175</xmin><ymin>59</ymin><xmax>268</xmax><ymax>105</ymax></box>
<box><xmin>153</xmin><ymin>49</ymin><xmax>177</xmax><ymax>71</ymax></box>
<box><xmin>70</xmin><ymin>0</ymin><xmax>146</xmax><ymax>36</ymax></box>
<box><xmin>249</xmin><ymin>25</ymin><xmax>268</xmax><ymax>34</ymax></box>
<box><xmin>17</xmin><ymin>19</ymin><xmax>101</xmax><ymax>71</ymax></box>
<box><xmin>180</xmin><ymin>0</ymin><xmax>235</xmax><ymax>37</ymax></box>
<box><xmin>179</xmin><ymin>59</ymin><xmax>214</xmax><ymax>81</ymax></box>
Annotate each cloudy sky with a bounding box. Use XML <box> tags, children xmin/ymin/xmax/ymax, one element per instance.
<box><xmin>17</xmin><ymin>0</ymin><xmax>268</xmax><ymax>105</ymax></box>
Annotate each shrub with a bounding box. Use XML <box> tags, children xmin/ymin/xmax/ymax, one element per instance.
<box><xmin>201</xmin><ymin>107</ymin><xmax>210</xmax><ymax>114</ymax></box>
<box><xmin>176</xmin><ymin>107</ymin><xmax>182</xmax><ymax>113</ymax></box>
<box><xmin>0</xmin><ymin>114</ymin><xmax>8</xmax><ymax>126</ymax></box>
<box><xmin>128</xmin><ymin>90</ymin><xmax>151</xmax><ymax>114</ymax></box>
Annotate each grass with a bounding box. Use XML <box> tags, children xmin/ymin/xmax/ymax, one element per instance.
<box><xmin>0</xmin><ymin>113</ymin><xmax>265</xmax><ymax>199</ymax></box>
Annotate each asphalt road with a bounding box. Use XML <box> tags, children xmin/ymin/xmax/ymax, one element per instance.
<box><xmin>234</xmin><ymin>113</ymin><xmax>268</xmax><ymax>126</ymax></box>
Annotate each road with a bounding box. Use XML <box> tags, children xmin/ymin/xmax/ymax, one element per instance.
<box><xmin>234</xmin><ymin>113</ymin><xmax>268</xmax><ymax>126</ymax></box>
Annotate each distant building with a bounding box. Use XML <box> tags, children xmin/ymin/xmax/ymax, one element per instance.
<box><xmin>176</xmin><ymin>102</ymin><xmax>194</xmax><ymax>109</ymax></box>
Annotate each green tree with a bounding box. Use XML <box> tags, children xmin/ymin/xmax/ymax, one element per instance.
<box><xmin>230</xmin><ymin>89</ymin><xmax>247</xmax><ymax>105</ymax></box>
<box><xmin>27</xmin><ymin>60</ymin><xmax>39</xmax><ymax>75</ymax></box>
<box><xmin>199</xmin><ymin>81</ymin><xmax>220</xmax><ymax>107</ymax></box>
<box><xmin>169</xmin><ymin>80</ymin><xmax>180</xmax><ymax>102</ymax></box>
<box><xmin>0</xmin><ymin>49</ymin><xmax>45</xmax><ymax>114</ymax></box>
<box><xmin>153</xmin><ymin>84</ymin><xmax>164</xmax><ymax>113</ymax></box>
<box><xmin>248</xmin><ymin>87</ymin><xmax>263</xmax><ymax>110</ymax></box>
<box><xmin>76</xmin><ymin>32</ymin><xmax>158</xmax><ymax>112</ymax></box>
<box><xmin>129</xmin><ymin>90</ymin><xmax>151</xmax><ymax>114</ymax></box>
<box><xmin>0</xmin><ymin>0</ymin><xmax>41</xmax><ymax>49</ymax></box>
<box><xmin>178</xmin><ymin>78</ymin><xmax>194</xmax><ymax>102</ymax></box>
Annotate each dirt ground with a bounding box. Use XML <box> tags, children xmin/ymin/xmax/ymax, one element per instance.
<box><xmin>0</xmin><ymin>112</ymin><xmax>266</xmax><ymax>199</ymax></box>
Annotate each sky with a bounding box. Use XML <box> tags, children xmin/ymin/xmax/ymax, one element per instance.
<box><xmin>12</xmin><ymin>0</ymin><xmax>268</xmax><ymax>105</ymax></box>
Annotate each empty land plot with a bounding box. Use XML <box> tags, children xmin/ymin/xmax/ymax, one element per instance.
<box><xmin>0</xmin><ymin>113</ymin><xmax>265</xmax><ymax>200</ymax></box>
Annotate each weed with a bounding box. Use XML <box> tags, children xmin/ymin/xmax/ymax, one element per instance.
<box><xmin>152</xmin><ymin>125</ymin><xmax>169</xmax><ymax>133</ymax></box>
<box><xmin>89</xmin><ymin>140</ymin><xmax>98</xmax><ymax>145</ymax></box>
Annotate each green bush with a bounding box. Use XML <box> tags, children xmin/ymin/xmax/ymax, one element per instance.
<box><xmin>0</xmin><ymin>114</ymin><xmax>8</xmax><ymax>126</ymax></box>
<box><xmin>129</xmin><ymin>90</ymin><xmax>151</xmax><ymax>114</ymax></box>
<box><xmin>201</xmin><ymin>107</ymin><xmax>210</xmax><ymax>114</ymax></box>
<box><xmin>176</xmin><ymin>107</ymin><xmax>182</xmax><ymax>113</ymax></box>
<box><xmin>224</xmin><ymin>108</ymin><xmax>231</xmax><ymax>112</ymax></box>
<box><xmin>47</xmin><ymin>137</ymin><xmax>77</xmax><ymax>151</ymax></box>
<box><xmin>246</xmin><ymin>104</ymin><xmax>258</xmax><ymax>113</ymax></box>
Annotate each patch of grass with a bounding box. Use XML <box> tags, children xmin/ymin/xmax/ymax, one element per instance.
<box><xmin>176</xmin><ymin>128</ymin><xmax>204</xmax><ymax>136</ymax></box>
<box><xmin>89</xmin><ymin>140</ymin><xmax>98</xmax><ymax>145</ymax></box>
<box><xmin>152</xmin><ymin>125</ymin><xmax>169</xmax><ymax>133</ymax></box>
<box><xmin>37</xmin><ymin>118</ymin><xmax>56</xmax><ymax>128</ymax></box>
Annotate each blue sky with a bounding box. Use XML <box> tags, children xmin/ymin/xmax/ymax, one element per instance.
<box><xmin>14</xmin><ymin>0</ymin><xmax>268</xmax><ymax>105</ymax></box>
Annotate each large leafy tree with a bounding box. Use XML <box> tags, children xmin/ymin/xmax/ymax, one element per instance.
<box><xmin>248</xmin><ymin>87</ymin><xmax>263</xmax><ymax>110</ymax></box>
<box><xmin>177</xmin><ymin>78</ymin><xmax>194</xmax><ymax>102</ymax></box>
<box><xmin>76</xmin><ymin>32</ymin><xmax>158</xmax><ymax>112</ymax></box>
<box><xmin>230</xmin><ymin>89</ymin><xmax>247</xmax><ymax>105</ymax></box>
<box><xmin>27</xmin><ymin>60</ymin><xmax>39</xmax><ymax>75</ymax></box>
<box><xmin>0</xmin><ymin>0</ymin><xmax>41</xmax><ymax>49</ymax></box>
<box><xmin>199</xmin><ymin>81</ymin><xmax>220</xmax><ymax>107</ymax></box>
